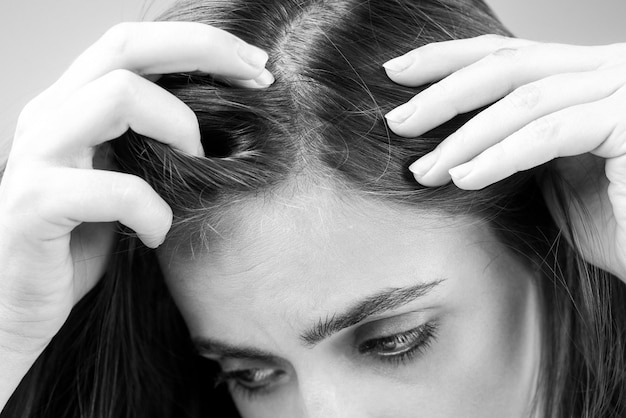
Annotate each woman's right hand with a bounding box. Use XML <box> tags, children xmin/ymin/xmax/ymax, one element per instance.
<box><xmin>0</xmin><ymin>21</ymin><xmax>273</xmax><ymax>409</ymax></box>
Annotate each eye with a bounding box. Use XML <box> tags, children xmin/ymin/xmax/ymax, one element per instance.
<box><xmin>217</xmin><ymin>367</ymin><xmax>287</xmax><ymax>400</ymax></box>
<box><xmin>358</xmin><ymin>322</ymin><xmax>438</xmax><ymax>364</ymax></box>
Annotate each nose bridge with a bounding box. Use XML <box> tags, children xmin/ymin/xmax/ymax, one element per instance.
<box><xmin>300</xmin><ymin>380</ymin><xmax>341</xmax><ymax>418</ymax></box>
<box><xmin>296</xmin><ymin>366</ymin><xmax>365</xmax><ymax>418</ymax></box>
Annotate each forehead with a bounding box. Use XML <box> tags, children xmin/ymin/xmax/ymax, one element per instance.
<box><xmin>158</xmin><ymin>185</ymin><xmax>504</xmax><ymax>336</ymax></box>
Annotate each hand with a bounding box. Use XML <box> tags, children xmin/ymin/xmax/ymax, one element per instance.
<box><xmin>383</xmin><ymin>34</ymin><xmax>626</xmax><ymax>280</ymax></box>
<box><xmin>0</xmin><ymin>21</ymin><xmax>273</xmax><ymax>408</ymax></box>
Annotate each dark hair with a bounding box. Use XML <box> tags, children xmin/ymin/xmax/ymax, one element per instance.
<box><xmin>4</xmin><ymin>0</ymin><xmax>626</xmax><ymax>417</ymax></box>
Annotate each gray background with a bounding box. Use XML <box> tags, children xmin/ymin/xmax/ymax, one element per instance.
<box><xmin>1</xmin><ymin>0</ymin><xmax>625</xmax><ymax>155</ymax></box>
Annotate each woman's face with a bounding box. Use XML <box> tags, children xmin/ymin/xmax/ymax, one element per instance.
<box><xmin>159</xmin><ymin>185</ymin><xmax>542</xmax><ymax>418</ymax></box>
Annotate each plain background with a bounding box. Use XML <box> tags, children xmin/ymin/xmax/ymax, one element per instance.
<box><xmin>1</xmin><ymin>0</ymin><xmax>625</xmax><ymax>153</ymax></box>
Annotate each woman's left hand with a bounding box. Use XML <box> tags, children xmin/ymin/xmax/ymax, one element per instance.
<box><xmin>383</xmin><ymin>35</ymin><xmax>626</xmax><ymax>280</ymax></box>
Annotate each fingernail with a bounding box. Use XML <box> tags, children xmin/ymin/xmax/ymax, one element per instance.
<box><xmin>449</xmin><ymin>161</ymin><xmax>474</xmax><ymax>181</ymax></box>
<box><xmin>409</xmin><ymin>150</ymin><xmax>439</xmax><ymax>178</ymax></box>
<box><xmin>238</xmin><ymin>43</ymin><xmax>269</xmax><ymax>69</ymax></box>
<box><xmin>385</xmin><ymin>102</ymin><xmax>416</xmax><ymax>124</ymax></box>
<box><xmin>254</xmin><ymin>68</ymin><xmax>275</xmax><ymax>87</ymax></box>
<box><xmin>382</xmin><ymin>55</ymin><xmax>413</xmax><ymax>74</ymax></box>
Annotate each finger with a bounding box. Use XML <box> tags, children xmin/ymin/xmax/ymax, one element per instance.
<box><xmin>445</xmin><ymin>92</ymin><xmax>624</xmax><ymax>190</ymax></box>
<box><xmin>606</xmin><ymin>155</ymin><xmax>626</xmax><ymax>249</ymax></box>
<box><xmin>385</xmin><ymin>42</ymin><xmax>616</xmax><ymax>138</ymax></box>
<box><xmin>410</xmin><ymin>67</ymin><xmax>626</xmax><ymax>186</ymax></box>
<box><xmin>70</xmin><ymin>221</ymin><xmax>116</xmax><ymax>300</ymax></box>
<box><xmin>50</xmin><ymin>22</ymin><xmax>271</xmax><ymax>99</ymax></box>
<box><xmin>18</xmin><ymin>69</ymin><xmax>201</xmax><ymax>158</ymax></box>
<box><xmin>383</xmin><ymin>34</ymin><xmax>536</xmax><ymax>86</ymax></box>
<box><xmin>40</xmin><ymin>168</ymin><xmax>173</xmax><ymax>248</ymax></box>
<box><xmin>215</xmin><ymin>68</ymin><xmax>276</xmax><ymax>89</ymax></box>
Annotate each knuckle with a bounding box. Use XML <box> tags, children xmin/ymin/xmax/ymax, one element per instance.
<box><xmin>17</xmin><ymin>100</ymin><xmax>36</xmax><ymax>125</ymax></box>
<box><xmin>98</xmin><ymin>22</ymin><xmax>136</xmax><ymax>58</ymax></box>
<box><xmin>488</xmin><ymin>141</ymin><xmax>508</xmax><ymax>161</ymax></box>
<box><xmin>489</xmin><ymin>47</ymin><xmax>520</xmax><ymax>60</ymax></box>
<box><xmin>526</xmin><ymin>116</ymin><xmax>559</xmax><ymax>143</ymax></box>
<box><xmin>505</xmin><ymin>84</ymin><xmax>542</xmax><ymax>111</ymax></box>
<box><xmin>113</xmin><ymin>174</ymin><xmax>148</xmax><ymax>204</ymax></box>
<box><xmin>479</xmin><ymin>34</ymin><xmax>510</xmax><ymax>46</ymax></box>
<box><xmin>428</xmin><ymin>79</ymin><xmax>454</xmax><ymax>99</ymax></box>
<box><xmin>611</xmin><ymin>125</ymin><xmax>626</xmax><ymax>151</ymax></box>
<box><xmin>607</xmin><ymin>90</ymin><xmax>626</xmax><ymax>144</ymax></box>
<box><xmin>615</xmin><ymin>85</ymin><xmax>626</xmax><ymax>99</ymax></box>
<box><xmin>196</xmin><ymin>23</ymin><xmax>222</xmax><ymax>47</ymax></box>
<box><xmin>441</xmin><ymin>129</ymin><xmax>468</xmax><ymax>152</ymax></box>
<box><xmin>111</xmin><ymin>175</ymin><xmax>169</xmax><ymax>235</ymax></box>
<box><xmin>112</xmin><ymin>174</ymin><xmax>154</xmax><ymax>210</ymax></box>
<box><xmin>15</xmin><ymin>98</ymin><xmax>44</xmax><ymax>137</ymax></box>
<box><xmin>97</xmin><ymin>69</ymin><xmax>139</xmax><ymax>119</ymax></box>
<box><xmin>102</xmin><ymin>69</ymin><xmax>138</xmax><ymax>97</ymax></box>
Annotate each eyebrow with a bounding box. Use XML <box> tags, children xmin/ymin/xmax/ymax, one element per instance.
<box><xmin>194</xmin><ymin>338</ymin><xmax>282</xmax><ymax>363</ymax></box>
<box><xmin>193</xmin><ymin>279</ymin><xmax>443</xmax><ymax>360</ymax></box>
<box><xmin>300</xmin><ymin>280</ymin><xmax>443</xmax><ymax>346</ymax></box>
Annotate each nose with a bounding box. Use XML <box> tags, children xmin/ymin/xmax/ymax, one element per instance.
<box><xmin>297</xmin><ymin>374</ymin><xmax>366</xmax><ymax>418</ymax></box>
<box><xmin>300</xmin><ymin>384</ymin><xmax>341</xmax><ymax>418</ymax></box>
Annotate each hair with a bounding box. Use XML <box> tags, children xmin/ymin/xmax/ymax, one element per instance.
<box><xmin>4</xmin><ymin>0</ymin><xmax>626</xmax><ymax>417</ymax></box>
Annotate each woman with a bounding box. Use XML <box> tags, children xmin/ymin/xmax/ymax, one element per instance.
<box><xmin>1</xmin><ymin>0</ymin><xmax>626</xmax><ymax>416</ymax></box>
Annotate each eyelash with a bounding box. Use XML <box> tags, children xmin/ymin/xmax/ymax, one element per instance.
<box><xmin>358</xmin><ymin>322</ymin><xmax>438</xmax><ymax>366</ymax></box>
<box><xmin>215</xmin><ymin>368</ymin><xmax>285</xmax><ymax>401</ymax></box>
<box><xmin>216</xmin><ymin>322</ymin><xmax>438</xmax><ymax>401</ymax></box>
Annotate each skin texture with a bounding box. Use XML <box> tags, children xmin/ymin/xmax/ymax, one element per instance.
<box><xmin>159</xmin><ymin>184</ymin><xmax>542</xmax><ymax>418</ymax></box>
